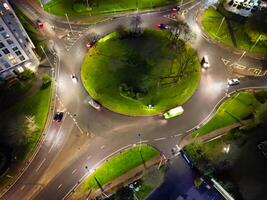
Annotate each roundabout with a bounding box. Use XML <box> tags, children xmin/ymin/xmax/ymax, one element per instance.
<box><xmin>81</xmin><ymin>29</ymin><xmax>200</xmax><ymax>115</ymax></box>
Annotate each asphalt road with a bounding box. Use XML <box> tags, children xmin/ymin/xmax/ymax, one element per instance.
<box><xmin>1</xmin><ymin>1</ymin><xmax>267</xmax><ymax>200</ymax></box>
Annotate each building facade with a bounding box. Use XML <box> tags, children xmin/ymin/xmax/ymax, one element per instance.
<box><xmin>0</xmin><ymin>0</ymin><xmax>38</xmax><ymax>79</ymax></box>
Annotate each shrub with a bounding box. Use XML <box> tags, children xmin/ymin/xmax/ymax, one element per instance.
<box><xmin>41</xmin><ymin>73</ymin><xmax>51</xmax><ymax>89</ymax></box>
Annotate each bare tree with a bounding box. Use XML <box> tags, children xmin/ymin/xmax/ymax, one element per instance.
<box><xmin>130</xmin><ymin>15</ymin><xmax>143</xmax><ymax>35</ymax></box>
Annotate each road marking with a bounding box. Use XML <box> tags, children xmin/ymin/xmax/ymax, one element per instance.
<box><xmin>57</xmin><ymin>184</ymin><xmax>62</xmax><ymax>190</ymax></box>
<box><xmin>174</xmin><ymin>133</ymin><xmax>182</xmax><ymax>137</ymax></box>
<box><xmin>87</xmin><ymin>155</ymin><xmax>92</xmax><ymax>160</ymax></box>
<box><xmin>48</xmin><ymin>142</ymin><xmax>56</xmax><ymax>153</ymax></box>
<box><xmin>20</xmin><ymin>185</ymin><xmax>25</xmax><ymax>190</ymax></box>
<box><xmin>36</xmin><ymin>158</ymin><xmax>46</xmax><ymax>172</ymax></box>
<box><xmin>137</xmin><ymin>140</ymin><xmax>149</xmax><ymax>144</ymax></box>
<box><xmin>72</xmin><ymin>169</ymin><xmax>77</xmax><ymax>174</ymax></box>
<box><xmin>100</xmin><ymin>145</ymin><xmax>105</xmax><ymax>149</ymax></box>
<box><xmin>154</xmin><ymin>137</ymin><xmax>166</xmax><ymax>141</ymax></box>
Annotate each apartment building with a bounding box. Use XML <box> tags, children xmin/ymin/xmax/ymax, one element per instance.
<box><xmin>0</xmin><ymin>0</ymin><xmax>38</xmax><ymax>79</ymax></box>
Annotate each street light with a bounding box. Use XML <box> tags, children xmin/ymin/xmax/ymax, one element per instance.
<box><xmin>65</xmin><ymin>13</ymin><xmax>73</xmax><ymax>35</ymax></box>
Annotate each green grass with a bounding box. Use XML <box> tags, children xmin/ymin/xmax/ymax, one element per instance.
<box><xmin>77</xmin><ymin>145</ymin><xmax>159</xmax><ymax>196</ymax></box>
<box><xmin>0</xmin><ymin>84</ymin><xmax>51</xmax><ymax>188</ymax></box>
<box><xmin>13</xmin><ymin>86</ymin><xmax>52</xmax><ymax>160</ymax></box>
<box><xmin>43</xmin><ymin>0</ymin><xmax>178</xmax><ymax>18</ymax></box>
<box><xmin>192</xmin><ymin>91</ymin><xmax>261</xmax><ymax>137</ymax></box>
<box><xmin>202</xmin><ymin>6</ymin><xmax>267</xmax><ymax>54</ymax></box>
<box><xmin>82</xmin><ymin>29</ymin><xmax>200</xmax><ymax>116</ymax></box>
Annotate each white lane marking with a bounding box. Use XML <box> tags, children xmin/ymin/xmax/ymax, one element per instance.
<box><xmin>48</xmin><ymin>142</ymin><xmax>56</xmax><ymax>153</ymax></box>
<box><xmin>57</xmin><ymin>184</ymin><xmax>62</xmax><ymax>190</ymax></box>
<box><xmin>100</xmin><ymin>145</ymin><xmax>105</xmax><ymax>149</ymax></box>
<box><xmin>174</xmin><ymin>133</ymin><xmax>182</xmax><ymax>137</ymax></box>
<box><xmin>20</xmin><ymin>185</ymin><xmax>25</xmax><ymax>190</ymax></box>
<box><xmin>137</xmin><ymin>140</ymin><xmax>149</xmax><ymax>144</ymax></box>
<box><xmin>87</xmin><ymin>155</ymin><xmax>92</xmax><ymax>160</ymax></box>
<box><xmin>36</xmin><ymin>158</ymin><xmax>46</xmax><ymax>172</ymax></box>
<box><xmin>72</xmin><ymin>169</ymin><xmax>77</xmax><ymax>174</ymax></box>
<box><xmin>154</xmin><ymin>137</ymin><xmax>166</xmax><ymax>141</ymax></box>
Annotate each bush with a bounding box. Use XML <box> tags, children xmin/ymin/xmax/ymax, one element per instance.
<box><xmin>73</xmin><ymin>3</ymin><xmax>92</xmax><ymax>13</ymax></box>
<box><xmin>41</xmin><ymin>73</ymin><xmax>51</xmax><ymax>89</ymax></box>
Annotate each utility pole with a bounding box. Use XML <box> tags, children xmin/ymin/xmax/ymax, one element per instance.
<box><xmin>65</xmin><ymin>13</ymin><xmax>73</xmax><ymax>35</ymax></box>
<box><xmin>40</xmin><ymin>46</ymin><xmax>53</xmax><ymax>67</ymax></box>
<box><xmin>250</xmin><ymin>34</ymin><xmax>262</xmax><ymax>51</ymax></box>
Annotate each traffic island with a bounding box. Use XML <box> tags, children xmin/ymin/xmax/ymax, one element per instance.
<box><xmin>81</xmin><ymin>29</ymin><xmax>200</xmax><ymax>116</ymax></box>
<box><xmin>70</xmin><ymin>144</ymin><xmax>161</xmax><ymax>199</ymax></box>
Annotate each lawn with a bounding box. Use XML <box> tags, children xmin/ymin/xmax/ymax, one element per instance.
<box><xmin>81</xmin><ymin>29</ymin><xmax>200</xmax><ymax>116</ymax></box>
<box><xmin>192</xmin><ymin>91</ymin><xmax>261</xmax><ymax>137</ymax></box>
<box><xmin>0</xmin><ymin>84</ymin><xmax>52</xmax><ymax>188</ymax></box>
<box><xmin>202</xmin><ymin>6</ymin><xmax>267</xmax><ymax>54</ymax></box>
<box><xmin>76</xmin><ymin>145</ymin><xmax>159</xmax><ymax>198</ymax></box>
<box><xmin>43</xmin><ymin>0</ymin><xmax>178</xmax><ymax>17</ymax></box>
<box><xmin>185</xmin><ymin>126</ymin><xmax>267</xmax><ymax>199</ymax></box>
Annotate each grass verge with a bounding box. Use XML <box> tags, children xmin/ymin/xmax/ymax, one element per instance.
<box><xmin>76</xmin><ymin>145</ymin><xmax>159</xmax><ymax>197</ymax></box>
<box><xmin>43</xmin><ymin>0</ymin><xmax>178</xmax><ymax>18</ymax></box>
<box><xmin>192</xmin><ymin>91</ymin><xmax>261</xmax><ymax>137</ymax></box>
<box><xmin>201</xmin><ymin>6</ymin><xmax>267</xmax><ymax>54</ymax></box>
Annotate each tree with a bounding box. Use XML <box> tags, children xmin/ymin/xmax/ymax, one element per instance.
<box><xmin>130</xmin><ymin>15</ymin><xmax>143</xmax><ymax>35</ymax></box>
<box><xmin>254</xmin><ymin>102</ymin><xmax>267</xmax><ymax>127</ymax></box>
<box><xmin>112</xmin><ymin>187</ymin><xmax>134</xmax><ymax>200</ymax></box>
<box><xmin>244</xmin><ymin>10</ymin><xmax>267</xmax><ymax>46</ymax></box>
<box><xmin>116</xmin><ymin>25</ymin><xmax>128</xmax><ymax>39</ymax></box>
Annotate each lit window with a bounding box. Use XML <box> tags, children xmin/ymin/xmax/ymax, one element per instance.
<box><xmin>3</xmin><ymin>3</ymin><xmax>10</xmax><ymax>10</ymax></box>
<box><xmin>1</xmin><ymin>32</ymin><xmax>9</xmax><ymax>39</ymax></box>
<box><xmin>8</xmin><ymin>54</ymin><xmax>17</xmax><ymax>65</ymax></box>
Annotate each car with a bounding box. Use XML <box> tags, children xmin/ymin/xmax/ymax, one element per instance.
<box><xmin>163</xmin><ymin>106</ymin><xmax>184</xmax><ymax>119</ymax></box>
<box><xmin>71</xmin><ymin>74</ymin><xmax>78</xmax><ymax>83</ymax></box>
<box><xmin>171</xmin><ymin>145</ymin><xmax>180</xmax><ymax>156</ymax></box>
<box><xmin>88</xmin><ymin>99</ymin><xmax>101</xmax><ymax>110</ymax></box>
<box><xmin>172</xmin><ymin>5</ymin><xmax>181</xmax><ymax>12</ymax></box>
<box><xmin>201</xmin><ymin>56</ymin><xmax>210</xmax><ymax>69</ymax></box>
<box><xmin>228</xmin><ymin>78</ymin><xmax>240</xmax><ymax>86</ymax></box>
<box><xmin>53</xmin><ymin>112</ymin><xmax>64</xmax><ymax>122</ymax></box>
<box><xmin>157</xmin><ymin>23</ymin><xmax>169</xmax><ymax>30</ymax></box>
<box><xmin>36</xmin><ymin>20</ymin><xmax>44</xmax><ymax>29</ymax></box>
<box><xmin>85</xmin><ymin>39</ymin><xmax>97</xmax><ymax>49</ymax></box>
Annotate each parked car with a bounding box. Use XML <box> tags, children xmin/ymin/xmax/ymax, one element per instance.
<box><xmin>53</xmin><ymin>112</ymin><xmax>64</xmax><ymax>122</ymax></box>
<box><xmin>85</xmin><ymin>39</ymin><xmax>97</xmax><ymax>49</ymax></box>
<box><xmin>201</xmin><ymin>55</ymin><xmax>210</xmax><ymax>69</ymax></box>
<box><xmin>88</xmin><ymin>99</ymin><xmax>101</xmax><ymax>110</ymax></box>
<box><xmin>228</xmin><ymin>78</ymin><xmax>240</xmax><ymax>86</ymax></box>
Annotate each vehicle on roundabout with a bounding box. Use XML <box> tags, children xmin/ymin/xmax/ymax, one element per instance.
<box><xmin>201</xmin><ymin>55</ymin><xmax>210</xmax><ymax>69</ymax></box>
<box><xmin>157</xmin><ymin>23</ymin><xmax>169</xmax><ymax>30</ymax></box>
<box><xmin>163</xmin><ymin>106</ymin><xmax>184</xmax><ymax>119</ymax></box>
<box><xmin>88</xmin><ymin>99</ymin><xmax>101</xmax><ymax>110</ymax></box>
<box><xmin>53</xmin><ymin>112</ymin><xmax>64</xmax><ymax>122</ymax></box>
<box><xmin>228</xmin><ymin>78</ymin><xmax>240</xmax><ymax>86</ymax></box>
<box><xmin>71</xmin><ymin>74</ymin><xmax>78</xmax><ymax>83</ymax></box>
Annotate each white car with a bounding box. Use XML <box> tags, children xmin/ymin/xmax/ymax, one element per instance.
<box><xmin>201</xmin><ymin>56</ymin><xmax>210</xmax><ymax>69</ymax></box>
<box><xmin>228</xmin><ymin>78</ymin><xmax>240</xmax><ymax>86</ymax></box>
<box><xmin>71</xmin><ymin>74</ymin><xmax>78</xmax><ymax>83</ymax></box>
<box><xmin>88</xmin><ymin>99</ymin><xmax>101</xmax><ymax>110</ymax></box>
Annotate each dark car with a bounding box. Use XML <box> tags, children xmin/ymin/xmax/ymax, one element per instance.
<box><xmin>53</xmin><ymin>112</ymin><xmax>64</xmax><ymax>122</ymax></box>
<box><xmin>157</xmin><ymin>23</ymin><xmax>169</xmax><ymax>30</ymax></box>
<box><xmin>172</xmin><ymin>5</ymin><xmax>181</xmax><ymax>12</ymax></box>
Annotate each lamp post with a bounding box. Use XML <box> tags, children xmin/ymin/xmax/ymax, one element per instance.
<box><xmin>65</xmin><ymin>13</ymin><xmax>73</xmax><ymax>35</ymax></box>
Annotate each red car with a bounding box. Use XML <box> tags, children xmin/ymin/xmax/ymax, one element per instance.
<box><xmin>36</xmin><ymin>20</ymin><xmax>44</xmax><ymax>29</ymax></box>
